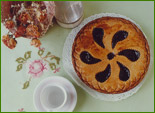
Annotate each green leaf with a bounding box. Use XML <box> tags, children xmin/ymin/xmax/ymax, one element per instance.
<box><xmin>45</xmin><ymin>52</ymin><xmax>51</xmax><ymax>57</ymax></box>
<box><xmin>51</xmin><ymin>57</ymin><xmax>60</xmax><ymax>65</ymax></box>
<box><xmin>38</xmin><ymin>49</ymin><xmax>44</xmax><ymax>56</ymax></box>
<box><xmin>22</xmin><ymin>81</ymin><xmax>30</xmax><ymax>89</ymax></box>
<box><xmin>16</xmin><ymin>57</ymin><xmax>25</xmax><ymax>63</ymax></box>
<box><xmin>16</xmin><ymin>64</ymin><xmax>23</xmax><ymax>71</ymax></box>
<box><xmin>24</xmin><ymin>51</ymin><xmax>32</xmax><ymax>60</ymax></box>
<box><xmin>49</xmin><ymin>63</ymin><xmax>56</xmax><ymax>70</ymax></box>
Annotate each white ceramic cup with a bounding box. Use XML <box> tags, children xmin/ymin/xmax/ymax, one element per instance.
<box><xmin>40</xmin><ymin>84</ymin><xmax>67</xmax><ymax>112</ymax></box>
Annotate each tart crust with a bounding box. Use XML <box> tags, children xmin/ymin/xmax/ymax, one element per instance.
<box><xmin>72</xmin><ymin>17</ymin><xmax>150</xmax><ymax>94</ymax></box>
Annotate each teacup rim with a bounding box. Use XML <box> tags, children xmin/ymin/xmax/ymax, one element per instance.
<box><xmin>33</xmin><ymin>76</ymin><xmax>77</xmax><ymax>112</ymax></box>
<box><xmin>40</xmin><ymin>84</ymin><xmax>68</xmax><ymax>111</ymax></box>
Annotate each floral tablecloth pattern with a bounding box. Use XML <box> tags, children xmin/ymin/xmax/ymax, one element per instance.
<box><xmin>15</xmin><ymin>47</ymin><xmax>60</xmax><ymax>89</ymax></box>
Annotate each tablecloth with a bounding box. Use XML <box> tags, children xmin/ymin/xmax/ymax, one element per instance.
<box><xmin>1</xmin><ymin>1</ymin><xmax>154</xmax><ymax>112</ymax></box>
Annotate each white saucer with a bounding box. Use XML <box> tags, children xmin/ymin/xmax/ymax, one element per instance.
<box><xmin>33</xmin><ymin>76</ymin><xmax>77</xmax><ymax>112</ymax></box>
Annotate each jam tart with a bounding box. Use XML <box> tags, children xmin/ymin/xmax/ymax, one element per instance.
<box><xmin>72</xmin><ymin>17</ymin><xmax>150</xmax><ymax>94</ymax></box>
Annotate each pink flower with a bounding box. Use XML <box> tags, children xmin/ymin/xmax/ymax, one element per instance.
<box><xmin>53</xmin><ymin>67</ymin><xmax>61</xmax><ymax>73</ymax></box>
<box><xmin>28</xmin><ymin>60</ymin><xmax>47</xmax><ymax>78</ymax></box>
<box><xmin>18</xmin><ymin>108</ymin><xmax>24</xmax><ymax>112</ymax></box>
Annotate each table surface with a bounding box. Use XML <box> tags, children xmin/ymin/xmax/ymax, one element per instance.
<box><xmin>1</xmin><ymin>1</ymin><xmax>154</xmax><ymax>112</ymax></box>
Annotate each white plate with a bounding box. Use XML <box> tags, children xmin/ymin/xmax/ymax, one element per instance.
<box><xmin>33</xmin><ymin>76</ymin><xmax>77</xmax><ymax>112</ymax></box>
<box><xmin>62</xmin><ymin>13</ymin><xmax>153</xmax><ymax>101</ymax></box>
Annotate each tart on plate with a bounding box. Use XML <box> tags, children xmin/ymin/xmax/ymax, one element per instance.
<box><xmin>72</xmin><ymin>17</ymin><xmax>150</xmax><ymax>94</ymax></box>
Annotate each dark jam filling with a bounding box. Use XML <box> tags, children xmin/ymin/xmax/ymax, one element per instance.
<box><xmin>95</xmin><ymin>64</ymin><xmax>111</xmax><ymax>82</ymax></box>
<box><xmin>118</xmin><ymin>49</ymin><xmax>140</xmax><ymax>62</ymax></box>
<box><xmin>117</xmin><ymin>61</ymin><xmax>130</xmax><ymax>81</ymax></box>
<box><xmin>92</xmin><ymin>28</ymin><xmax>105</xmax><ymax>48</ymax></box>
<box><xmin>112</xmin><ymin>30</ymin><xmax>128</xmax><ymax>49</ymax></box>
<box><xmin>107</xmin><ymin>52</ymin><xmax>115</xmax><ymax>60</ymax></box>
<box><xmin>80</xmin><ymin>51</ymin><xmax>101</xmax><ymax>64</ymax></box>
<box><xmin>79</xmin><ymin>29</ymin><xmax>139</xmax><ymax>83</ymax></box>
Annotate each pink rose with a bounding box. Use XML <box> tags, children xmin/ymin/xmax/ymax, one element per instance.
<box><xmin>28</xmin><ymin>60</ymin><xmax>47</xmax><ymax>78</ymax></box>
<box><xmin>18</xmin><ymin>108</ymin><xmax>24</xmax><ymax>112</ymax></box>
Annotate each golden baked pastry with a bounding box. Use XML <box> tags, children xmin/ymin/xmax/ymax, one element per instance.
<box><xmin>72</xmin><ymin>17</ymin><xmax>150</xmax><ymax>94</ymax></box>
